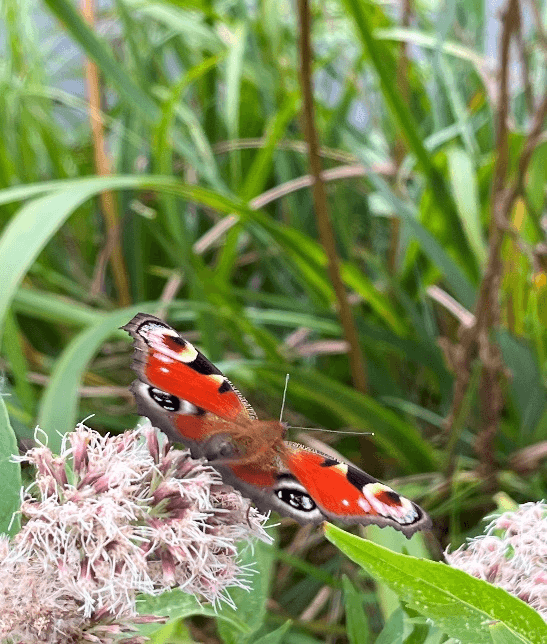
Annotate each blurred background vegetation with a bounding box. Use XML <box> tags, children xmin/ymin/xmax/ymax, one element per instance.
<box><xmin>1</xmin><ymin>0</ymin><xmax>547</xmax><ymax>640</ymax></box>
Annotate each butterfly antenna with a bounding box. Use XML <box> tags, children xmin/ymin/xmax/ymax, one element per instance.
<box><xmin>279</xmin><ymin>373</ymin><xmax>290</xmax><ymax>422</ymax></box>
<box><xmin>289</xmin><ymin>426</ymin><xmax>374</xmax><ymax>436</ymax></box>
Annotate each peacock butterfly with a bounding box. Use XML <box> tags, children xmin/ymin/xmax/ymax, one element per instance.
<box><xmin>122</xmin><ymin>313</ymin><xmax>431</xmax><ymax>537</ymax></box>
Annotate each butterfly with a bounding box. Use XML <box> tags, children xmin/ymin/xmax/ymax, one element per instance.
<box><xmin>123</xmin><ymin>313</ymin><xmax>431</xmax><ymax>537</ymax></box>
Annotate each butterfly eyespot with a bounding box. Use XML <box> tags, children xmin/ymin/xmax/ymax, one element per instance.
<box><xmin>276</xmin><ymin>488</ymin><xmax>316</xmax><ymax>512</ymax></box>
<box><xmin>148</xmin><ymin>386</ymin><xmax>180</xmax><ymax>412</ymax></box>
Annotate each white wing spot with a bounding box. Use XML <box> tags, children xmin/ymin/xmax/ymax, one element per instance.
<box><xmin>180</xmin><ymin>399</ymin><xmax>199</xmax><ymax>415</ymax></box>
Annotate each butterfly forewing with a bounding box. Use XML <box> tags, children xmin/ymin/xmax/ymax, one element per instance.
<box><xmin>122</xmin><ymin>313</ymin><xmax>254</xmax><ymax>421</ymax></box>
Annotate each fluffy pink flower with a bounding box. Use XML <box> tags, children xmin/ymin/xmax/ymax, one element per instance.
<box><xmin>0</xmin><ymin>423</ymin><xmax>271</xmax><ymax>643</ymax></box>
<box><xmin>445</xmin><ymin>502</ymin><xmax>547</xmax><ymax>620</ymax></box>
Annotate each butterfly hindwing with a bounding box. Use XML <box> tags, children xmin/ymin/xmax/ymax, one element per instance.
<box><xmin>124</xmin><ymin>313</ymin><xmax>431</xmax><ymax>537</ymax></box>
<box><xmin>283</xmin><ymin>444</ymin><xmax>429</xmax><ymax>534</ymax></box>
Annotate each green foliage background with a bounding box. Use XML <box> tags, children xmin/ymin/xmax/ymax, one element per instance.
<box><xmin>1</xmin><ymin>0</ymin><xmax>546</xmax><ymax>640</ymax></box>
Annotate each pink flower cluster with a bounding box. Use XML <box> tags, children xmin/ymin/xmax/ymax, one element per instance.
<box><xmin>0</xmin><ymin>423</ymin><xmax>271</xmax><ymax>643</ymax></box>
<box><xmin>445</xmin><ymin>502</ymin><xmax>547</xmax><ymax>620</ymax></box>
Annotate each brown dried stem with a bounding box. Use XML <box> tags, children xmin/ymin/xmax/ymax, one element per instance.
<box><xmin>81</xmin><ymin>0</ymin><xmax>130</xmax><ymax>306</ymax></box>
<box><xmin>514</xmin><ymin>1</ymin><xmax>534</xmax><ymax>114</ymax></box>
<box><xmin>389</xmin><ymin>0</ymin><xmax>412</xmax><ymax>273</ymax></box>
<box><xmin>296</xmin><ymin>0</ymin><xmax>368</xmax><ymax>394</ymax></box>
<box><xmin>444</xmin><ymin>0</ymin><xmax>547</xmax><ymax>481</ymax></box>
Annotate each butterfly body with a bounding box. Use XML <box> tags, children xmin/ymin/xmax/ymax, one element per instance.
<box><xmin>123</xmin><ymin>313</ymin><xmax>431</xmax><ymax>536</ymax></box>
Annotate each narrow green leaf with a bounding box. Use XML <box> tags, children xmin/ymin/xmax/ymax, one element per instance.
<box><xmin>440</xmin><ymin>58</ymin><xmax>478</xmax><ymax>159</ymax></box>
<box><xmin>240</xmin><ymin>94</ymin><xmax>300</xmax><ymax>201</ymax></box>
<box><xmin>497</xmin><ymin>331</ymin><xmax>547</xmax><ymax>439</ymax></box>
<box><xmin>217</xmin><ymin>537</ymin><xmax>276</xmax><ymax>643</ymax></box>
<box><xmin>2</xmin><ymin>311</ymin><xmax>36</xmax><ymax>414</ymax></box>
<box><xmin>253</xmin><ymin>213</ymin><xmax>406</xmax><ymax>333</ymax></box>
<box><xmin>324</xmin><ymin>524</ymin><xmax>547</xmax><ymax>644</ymax></box>
<box><xmin>122</xmin><ymin>0</ymin><xmax>222</xmax><ymax>52</ymax></box>
<box><xmin>342</xmin><ymin>576</ymin><xmax>370</xmax><ymax>644</ymax></box>
<box><xmin>0</xmin><ymin>395</ymin><xmax>22</xmax><ymax>535</ymax></box>
<box><xmin>225</xmin><ymin>22</ymin><xmax>247</xmax><ymax>140</ymax></box>
<box><xmin>376</xmin><ymin>27</ymin><xmax>488</xmax><ymax>71</ymax></box>
<box><xmin>136</xmin><ymin>590</ymin><xmax>250</xmax><ymax>636</ymax></box>
<box><xmin>225</xmin><ymin>22</ymin><xmax>247</xmax><ymax>187</ymax></box>
<box><xmin>0</xmin><ymin>175</ymin><xmax>246</xmax><ymax>333</ymax></box>
<box><xmin>375</xmin><ymin>607</ymin><xmax>405</xmax><ymax>644</ymax></box>
<box><xmin>252</xmin><ymin>622</ymin><xmax>292</xmax><ymax>644</ymax></box>
<box><xmin>526</xmin><ymin>142</ymin><xmax>547</xmax><ymax>217</ymax></box>
<box><xmin>13</xmin><ymin>289</ymin><xmax>106</xmax><ymax>328</ymax></box>
<box><xmin>42</xmin><ymin>0</ymin><xmax>159</xmax><ymax>119</ymax></box>
<box><xmin>489</xmin><ymin>622</ymin><xmax>529</xmax><ymax>644</ymax></box>
<box><xmin>353</xmin><ymin>161</ymin><xmax>476</xmax><ymax>309</ymax></box>
<box><xmin>447</xmin><ymin>148</ymin><xmax>486</xmax><ymax>265</ymax></box>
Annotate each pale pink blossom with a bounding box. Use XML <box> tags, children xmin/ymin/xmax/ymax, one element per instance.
<box><xmin>0</xmin><ymin>423</ymin><xmax>271</xmax><ymax>643</ymax></box>
<box><xmin>445</xmin><ymin>502</ymin><xmax>547</xmax><ymax>620</ymax></box>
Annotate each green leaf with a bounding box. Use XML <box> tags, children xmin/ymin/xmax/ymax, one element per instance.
<box><xmin>447</xmin><ymin>147</ymin><xmax>486</xmax><ymax>266</ymax></box>
<box><xmin>240</xmin><ymin>94</ymin><xmax>300</xmax><ymax>201</ymax></box>
<box><xmin>324</xmin><ymin>524</ymin><xmax>547</xmax><ymax>644</ymax></box>
<box><xmin>489</xmin><ymin>622</ymin><xmax>530</xmax><ymax>644</ymax></box>
<box><xmin>217</xmin><ymin>536</ymin><xmax>276</xmax><ymax>643</ymax></box>
<box><xmin>497</xmin><ymin>331</ymin><xmax>547</xmax><ymax>440</ymax></box>
<box><xmin>253</xmin><ymin>213</ymin><xmax>406</xmax><ymax>333</ymax></box>
<box><xmin>13</xmin><ymin>289</ymin><xmax>105</xmax><ymax>328</ymax></box>
<box><xmin>375</xmin><ymin>607</ymin><xmax>405</xmax><ymax>644</ymax></box>
<box><xmin>0</xmin><ymin>187</ymin><xmax>107</xmax><ymax>334</ymax></box>
<box><xmin>251</xmin><ymin>622</ymin><xmax>292</xmax><ymax>644</ymax></box>
<box><xmin>42</xmin><ymin>0</ymin><xmax>159</xmax><ymax>120</ymax></box>
<box><xmin>122</xmin><ymin>0</ymin><xmax>222</xmax><ymax>52</ymax></box>
<box><xmin>366</xmin><ymin>523</ymin><xmax>430</xmax><ymax>621</ymax></box>
<box><xmin>136</xmin><ymin>590</ymin><xmax>250</xmax><ymax>637</ymax></box>
<box><xmin>145</xmin><ymin>618</ymin><xmax>194</xmax><ymax>644</ymax></box>
<box><xmin>525</xmin><ymin>142</ymin><xmax>547</xmax><ymax>217</ymax></box>
<box><xmin>375</xmin><ymin>27</ymin><xmax>487</xmax><ymax>70</ymax></box>
<box><xmin>2</xmin><ymin>311</ymin><xmax>36</xmax><ymax>414</ymax></box>
<box><xmin>0</xmin><ymin>395</ymin><xmax>22</xmax><ymax>535</ymax></box>
<box><xmin>225</xmin><ymin>22</ymin><xmax>247</xmax><ymax>142</ymax></box>
<box><xmin>342</xmin><ymin>576</ymin><xmax>370</xmax><ymax>644</ymax></box>
<box><xmin>350</xmin><ymin>154</ymin><xmax>476</xmax><ymax>309</ymax></box>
